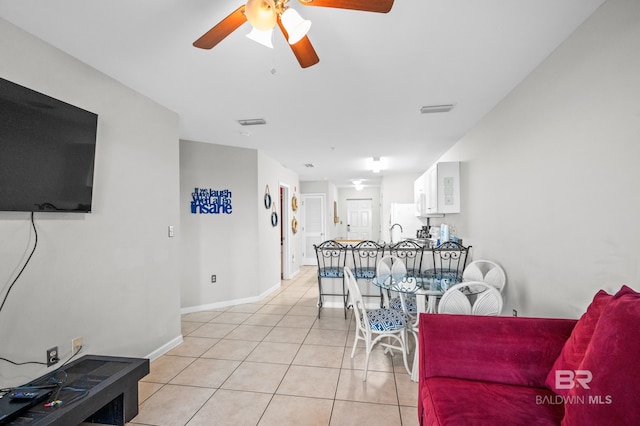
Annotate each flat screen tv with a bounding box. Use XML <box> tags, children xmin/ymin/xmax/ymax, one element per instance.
<box><xmin>0</xmin><ymin>77</ymin><xmax>98</xmax><ymax>213</ymax></box>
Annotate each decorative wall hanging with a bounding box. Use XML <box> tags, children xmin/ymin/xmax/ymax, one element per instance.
<box><xmin>333</xmin><ymin>200</ymin><xmax>339</xmax><ymax>223</ymax></box>
<box><xmin>271</xmin><ymin>203</ymin><xmax>278</xmax><ymax>227</ymax></box>
<box><xmin>191</xmin><ymin>187</ymin><xmax>233</xmax><ymax>214</ymax></box>
<box><xmin>291</xmin><ymin>194</ymin><xmax>298</xmax><ymax>212</ymax></box>
<box><xmin>291</xmin><ymin>217</ymin><xmax>298</xmax><ymax>234</ymax></box>
<box><xmin>264</xmin><ymin>185</ymin><xmax>272</xmax><ymax>209</ymax></box>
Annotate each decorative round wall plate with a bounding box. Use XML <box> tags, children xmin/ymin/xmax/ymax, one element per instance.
<box><xmin>291</xmin><ymin>195</ymin><xmax>298</xmax><ymax>212</ymax></box>
<box><xmin>292</xmin><ymin>217</ymin><xmax>298</xmax><ymax>233</ymax></box>
<box><xmin>271</xmin><ymin>204</ymin><xmax>278</xmax><ymax>227</ymax></box>
<box><xmin>264</xmin><ymin>185</ymin><xmax>271</xmax><ymax>209</ymax></box>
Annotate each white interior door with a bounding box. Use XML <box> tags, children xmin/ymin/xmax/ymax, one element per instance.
<box><xmin>347</xmin><ymin>199</ymin><xmax>373</xmax><ymax>240</ymax></box>
<box><xmin>302</xmin><ymin>194</ymin><xmax>325</xmax><ymax>265</ymax></box>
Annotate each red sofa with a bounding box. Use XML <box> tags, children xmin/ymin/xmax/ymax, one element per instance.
<box><xmin>418</xmin><ymin>285</ymin><xmax>640</xmax><ymax>425</ymax></box>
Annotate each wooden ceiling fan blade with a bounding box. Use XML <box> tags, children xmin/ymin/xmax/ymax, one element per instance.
<box><xmin>290</xmin><ymin>36</ymin><xmax>320</xmax><ymax>68</ymax></box>
<box><xmin>298</xmin><ymin>0</ymin><xmax>393</xmax><ymax>13</ymax></box>
<box><xmin>277</xmin><ymin>18</ymin><xmax>319</xmax><ymax>68</ymax></box>
<box><xmin>193</xmin><ymin>5</ymin><xmax>247</xmax><ymax>49</ymax></box>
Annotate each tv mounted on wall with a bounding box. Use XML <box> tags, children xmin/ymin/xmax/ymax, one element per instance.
<box><xmin>0</xmin><ymin>77</ymin><xmax>98</xmax><ymax>213</ymax></box>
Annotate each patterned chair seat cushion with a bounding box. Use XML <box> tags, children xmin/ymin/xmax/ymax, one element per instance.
<box><xmin>389</xmin><ymin>295</ymin><xmax>417</xmax><ymax>314</ymax></box>
<box><xmin>423</xmin><ymin>269</ymin><xmax>463</xmax><ymax>283</ymax></box>
<box><xmin>318</xmin><ymin>267</ymin><xmax>343</xmax><ymax>278</ymax></box>
<box><xmin>365</xmin><ymin>308</ymin><xmax>407</xmax><ymax>332</ymax></box>
<box><xmin>355</xmin><ymin>267</ymin><xmax>376</xmax><ymax>279</ymax></box>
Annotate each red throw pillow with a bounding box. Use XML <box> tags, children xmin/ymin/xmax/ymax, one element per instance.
<box><xmin>544</xmin><ymin>289</ymin><xmax>612</xmax><ymax>395</ymax></box>
<box><xmin>561</xmin><ymin>285</ymin><xmax>640</xmax><ymax>425</ymax></box>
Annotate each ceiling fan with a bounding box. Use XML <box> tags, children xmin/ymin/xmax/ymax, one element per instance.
<box><xmin>193</xmin><ymin>0</ymin><xmax>394</xmax><ymax>68</ymax></box>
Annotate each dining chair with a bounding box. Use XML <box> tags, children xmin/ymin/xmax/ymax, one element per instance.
<box><xmin>377</xmin><ymin>256</ymin><xmax>418</xmax><ymax>317</ymax></box>
<box><xmin>389</xmin><ymin>240</ymin><xmax>426</xmax><ymax>279</ymax></box>
<box><xmin>344</xmin><ymin>266</ymin><xmax>411</xmax><ymax>381</ymax></box>
<box><xmin>462</xmin><ymin>260</ymin><xmax>507</xmax><ymax>293</ymax></box>
<box><xmin>438</xmin><ymin>281</ymin><xmax>503</xmax><ymax>316</ymax></box>
<box><xmin>314</xmin><ymin>240</ymin><xmax>349</xmax><ymax>319</ymax></box>
<box><xmin>428</xmin><ymin>241</ymin><xmax>472</xmax><ymax>284</ymax></box>
<box><xmin>351</xmin><ymin>240</ymin><xmax>387</xmax><ymax>307</ymax></box>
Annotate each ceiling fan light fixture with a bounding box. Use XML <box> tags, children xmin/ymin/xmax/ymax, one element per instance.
<box><xmin>281</xmin><ymin>8</ymin><xmax>312</xmax><ymax>45</ymax></box>
<box><xmin>245</xmin><ymin>0</ymin><xmax>277</xmax><ymax>31</ymax></box>
<box><xmin>246</xmin><ymin>27</ymin><xmax>274</xmax><ymax>48</ymax></box>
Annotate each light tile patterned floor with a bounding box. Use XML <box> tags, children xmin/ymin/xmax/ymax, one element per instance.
<box><xmin>128</xmin><ymin>266</ymin><xmax>419</xmax><ymax>426</ymax></box>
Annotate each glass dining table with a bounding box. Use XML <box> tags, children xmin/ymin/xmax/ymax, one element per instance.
<box><xmin>370</xmin><ymin>274</ymin><xmax>463</xmax><ymax>382</ymax></box>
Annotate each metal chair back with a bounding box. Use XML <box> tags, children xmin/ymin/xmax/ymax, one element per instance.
<box><xmin>389</xmin><ymin>240</ymin><xmax>425</xmax><ymax>279</ymax></box>
<box><xmin>430</xmin><ymin>241</ymin><xmax>472</xmax><ymax>284</ymax></box>
<box><xmin>351</xmin><ymin>240</ymin><xmax>386</xmax><ymax>280</ymax></box>
<box><xmin>313</xmin><ymin>240</ymin><xmax>349</xmax><ymax>318</ymax></box>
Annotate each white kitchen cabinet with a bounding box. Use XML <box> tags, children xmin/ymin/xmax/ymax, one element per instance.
<box><xmin>414</xmin><ymin>161</ymin><xmax>460</xmax><ymax>216</ymax></box>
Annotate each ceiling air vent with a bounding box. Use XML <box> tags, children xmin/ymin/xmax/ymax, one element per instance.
<box><xmin>419</xmin><ymin>104</ymin><xmax>455</xmax><ymax>114</ymax></box>
<box><xmin>238</xmin><ymin>118</ymin><xmax>267</xmax><ymax>126</ymax></box>
<box><xmin>304</xmin><ymin>163</ymin><xmax>315</xmax><ymax>168</ymax></box>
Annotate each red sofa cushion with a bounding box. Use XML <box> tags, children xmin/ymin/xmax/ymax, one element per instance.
<box><xmin>544</xmin><ymin>289</ymin><xmax>612</xmax><ymax>396</ymax></box>
<box><xmin>421</xmin><ymin>314</ymin><xmax>575</xmax><ymax>388</ymax></box>
<box><xmin>561</xmin><ymin>286</ymin><xmax>640</xmax><ymax>425</ymax></box>
<box><xmin>421</xmin><ymin>377</ymin><xmax>564</xmax><ymax>426</ymax></box>
<box><xmin>418</xmin><ymin>314</ymin><xmax>575</xmax><ymax>426</ymax></box>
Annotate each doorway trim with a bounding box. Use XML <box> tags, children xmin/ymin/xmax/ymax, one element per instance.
<box><xmin>280</xmin><ymin>183</ymin><xmax>292</xmax><ymax>280</ymax></box>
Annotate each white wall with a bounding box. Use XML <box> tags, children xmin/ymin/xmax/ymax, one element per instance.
<box><xmin>380</xmin><ymin>173</ymin><xmax>422</xmax><ymax>242</ymax></box>
<box><xmin>180</xmin><ymin>141</ymin><xmax>260</xmax><ymax>308</ymax></box>
<box><xmin>180</xmin><ymin>141</ymin><xmax>301</xmax><ymax>311</ymax></box>
<box><xmin>0</xmin><ymin>19</ymin><xmax>181</xmax><ymax>387</ymax></box>
<box><xmin>300</xmin><ymin>181</ymin><xmax>340</xmax><ymax>240</ymax></box>
<box><xmin>436</xmin><ymin>0</ymin><xmax>640</xmax><ymax>318</ymax></box>
<box><xmin>257</xmin><ymin>151</ymin><xmax>301</xmax><ymax>283</ymax></box>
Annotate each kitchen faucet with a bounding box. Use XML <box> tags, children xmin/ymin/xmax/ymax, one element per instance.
<box><xmin>390</xmin><ymin>223</ymin><xmax>403</xmax><ymax>244</ymax></box>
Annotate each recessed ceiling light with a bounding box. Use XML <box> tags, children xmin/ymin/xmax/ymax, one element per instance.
<box><xmin>372</xmin><ymin>157</ymin><xmax>381</xmax><ymax>173</ymax></box>
<box><xmin>419</xmin><ymin>104</ymin><xmax>455</xmax><ymax>114</ymax></box>
<box><xmin>238</xmin><ymin>118</ymin><xmax>267</xmax><ymax>126</ymax></box>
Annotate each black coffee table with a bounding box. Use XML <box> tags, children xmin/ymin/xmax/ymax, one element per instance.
<box><xmin>2</xmin><ymin>354</ymin><xmax>149</xmax><ymax>426</ymax></box>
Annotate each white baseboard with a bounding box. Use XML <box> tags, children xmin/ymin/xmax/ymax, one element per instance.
<box><xmin>180</xmin><ymin>280</ymin><xmax>281</xmax><ymax>315</ymax></box>
<box><xmin>145</xmin><ymin>334</ymin><xmax>183</xmax><ymax>361</ymax></box>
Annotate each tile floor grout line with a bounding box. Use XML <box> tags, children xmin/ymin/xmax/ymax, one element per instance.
<box><xmin>133</xmin><ymin>266</ymin><xmax>416</xmax><ymax>425</ymax></box>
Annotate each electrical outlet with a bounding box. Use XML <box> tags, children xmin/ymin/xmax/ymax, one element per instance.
<box><xmin>72</xmin><ymin>337</ymin><xmax>83</xmax><ymax>354</ymax></box>
<box><xmin>46</xmin><ymin>346</ymin><xmax>59</xmax><ymax>367</ymax></box>
<box><xmin>211</xmin><ymin>275</ymin><xmax>216</xmax><ymax>283</ymax></box>
<box><xmin>512</xmin><ymin>309</ymin><xmax>518</xmax><ymax>317</ymax></box>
